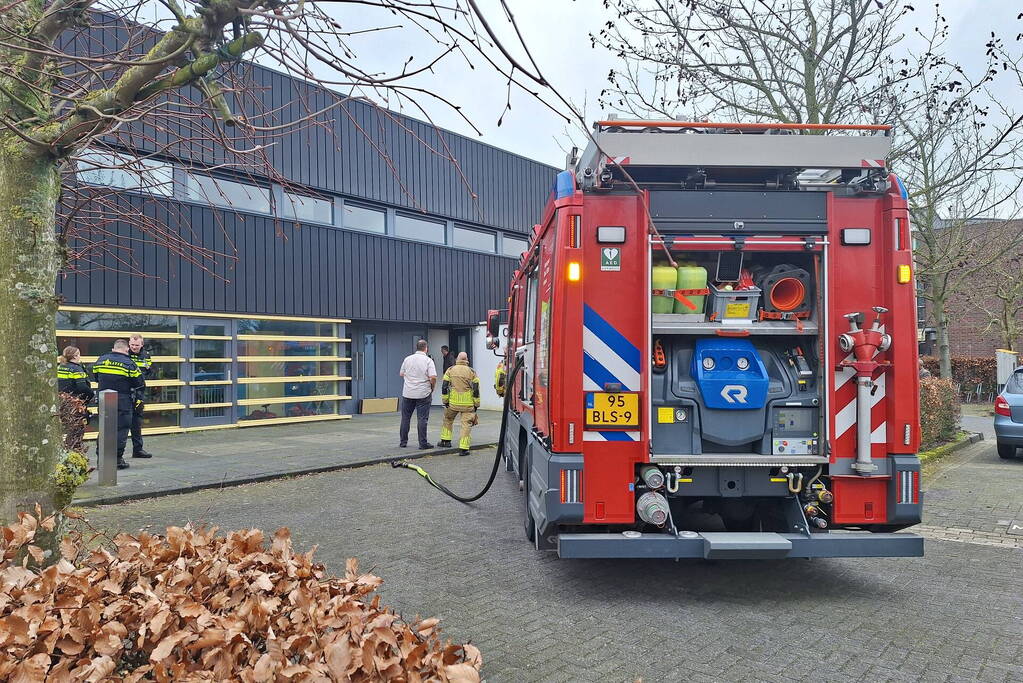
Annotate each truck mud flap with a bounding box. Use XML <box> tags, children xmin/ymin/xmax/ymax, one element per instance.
<box><xmin>557</xmin><ymin>531</ymin><xmax>923</xmax><ymax>559</ymax></box>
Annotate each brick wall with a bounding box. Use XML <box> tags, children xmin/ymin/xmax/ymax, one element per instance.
<box><xmin>917</xmin><ymin>220</ymin><xmax>1023</xmax><ymax>358</ymax></box>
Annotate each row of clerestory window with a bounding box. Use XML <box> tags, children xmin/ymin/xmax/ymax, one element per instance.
<box><xmin>74</xmin><ymin>148</ymin><xmax>528</xmax><ymax>258</ymax></box>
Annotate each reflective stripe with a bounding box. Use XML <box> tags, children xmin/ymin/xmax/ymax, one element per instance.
<box><xmin>93</xmin><ymin>361</ymin><xmax>141</xmax><ymax>377</ymax></box>
<box><xmin>444</xmin><ymin>365</ymin><xmax>479</xmax><ymax>406</ymax></box>
<box><xmin>130</xmin><ymin>353</ymin><xmax>152</xmax><ymax>369</ymax></box>
<box><xmin>583</xmin><ymin>305</ymin><xmax>641</xmax><ymax>372</ymax></box>
<box><xmin>93</xmin><ymin>367</ymin><xmax>130</xmax><ymax>376</ymax></box>
<box><xmin>583</xmin><ymin>430</ymin><xmax>640</xmax><ymax>442</ymax></box>
<box><xmin>448</xmin><ymin>389</ymin><xmax>474</xmax><ymax>406</ymax></box>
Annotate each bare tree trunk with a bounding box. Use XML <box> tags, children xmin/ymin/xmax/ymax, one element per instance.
<box><xmin>0</xmin><ymin>139</ymin><xmax>64</xmax><ymax>543</ymax></box>
<box><xmin>1001</xmin><ymin>310</ymin><xmax>1011</xmax><ymax>351</ymax></box>
<box><xmin>930</xmin><ymin>286</ymin><xmax>953</xmax><ymax>379</ymax></box>
<box><xmin>1001</xmin><ymin>304</ymin><xmax>1015</xmax><ymax>352</ymax></box>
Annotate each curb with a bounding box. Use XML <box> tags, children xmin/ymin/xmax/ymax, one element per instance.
<box><xmin>74</xmin><ymin>442</ymin><xmax>498</xmax><ymax>507</ymax></box>
<box><xmin>919</xmin><ymin>431</ymin><xmax>984</xmax><ymax>465</ymax></box>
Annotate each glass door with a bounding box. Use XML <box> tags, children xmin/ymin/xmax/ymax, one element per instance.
<box><xmin>183</xmin><ymin>319</ymin><xmax>235</xmax><ymax>427</ymax></box>
<box><xmin>362</xmin><ymin>333</ymin><xmax>377</xmax><ymax>398</ymax></box>
<box><xmin>351</xmin><ymin>330</ymin><xmax>379</xmax><ymax>405</ymax></box>
<box><xmin>453</xmin><ymin>329</ymin><xmax>471</xmax><ymax>357</ymax></box>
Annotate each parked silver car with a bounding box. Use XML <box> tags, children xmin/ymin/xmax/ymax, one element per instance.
<box><xmin>994</xmin><ymin>369</ymin><xmax>1023</xmax><ymax>459</ymax></box>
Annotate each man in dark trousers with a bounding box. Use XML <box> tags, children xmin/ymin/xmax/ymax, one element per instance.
<box><xmin>92</xmin><ymin>339</ymin><xmax>145</xmax><ymax>469</ymax></box>
<box><xmin>440</xmin><ymin>345</ymin><xmax>455</xmax><ymax>373</ymax></box>
<box><xmin>398</xmin><ymin>339</ymin><xmax>437</xmax><ymax>449</ymax></box>
<box><xmin>127</xmin><ymin>333</ymin><xmax>154</xmax><ymax>458</ymax></box>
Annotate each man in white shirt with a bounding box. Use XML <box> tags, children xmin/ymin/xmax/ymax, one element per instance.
<box><xmin>398</xmin><ymin>339</ymin><xmax>438</xmax><ymax>449</ymax></box>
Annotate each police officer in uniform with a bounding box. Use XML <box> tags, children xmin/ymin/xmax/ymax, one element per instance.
<box><xmin>57</xmin><ymin>345</ymin><xmax>95</xmax><ymax>403</ymax></box>
<box><xmin>127</xmin><ymin>334</ymin><xmax>154</xmax><ymax>459</ymax></box>
<box><xmin>438</xmin><ymin>352</ymin><xmax>481</xmax><ymax>456</ymax></box>
<box><xmin>57</xmin><ymin>345</ymin><xmax>95</xmax><ymax>451</ymax></box>
<box><xmin>93</xmin><ymin>339</ymin><xmax>145</xmax><ymax>469</ymax></box>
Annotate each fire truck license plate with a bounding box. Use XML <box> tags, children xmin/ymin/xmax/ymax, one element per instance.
<box><xmin>585</xmin><ymin>392</ymin><xmax>639</xmax><ymax>428</ymax></box>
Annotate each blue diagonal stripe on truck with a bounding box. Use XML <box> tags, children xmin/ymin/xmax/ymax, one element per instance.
<box><xmin>583</xmin><ymin>304</ymin><xmax>641</xmax><ymax>372</ymax></box>
<box><xmin>583</xmin><ymin>328</ymin><xmax>640</xmax><ymax>391</ymax></box>
<box><xmin>583</xmin><ymin>430</ymin><xmax>639</xmax><ymax>441</ymax></box>
<box><xmin>583</xmin><ymin>351</ymin><xmax>624</xmax><ymax>391</ymax></box>
<box><xmin>600</xmin><ymin>431</ymin><xmax>635</xmax><ymax>441</ymax></box>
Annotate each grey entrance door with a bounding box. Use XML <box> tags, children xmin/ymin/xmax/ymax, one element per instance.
<box><xmin>182</xmin><ymin>318</ymin><xmax>235</xmax><ymax>427</ymax></box>
<box><xmin>352</xmin><ymin>328</ymin><xmax>384</xmax><ymax>406</ymax></box>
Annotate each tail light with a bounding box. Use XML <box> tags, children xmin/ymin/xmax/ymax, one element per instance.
<box><xmin>995</xmin><ymin>395</ymin><xmax>1011</xmax><ymax>417</ymax></box>
<box><xmin>560</xmin><ymin>469</ymin><xmax>582</xmax><ymax>503</ymax></box>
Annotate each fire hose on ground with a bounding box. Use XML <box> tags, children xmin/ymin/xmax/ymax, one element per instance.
<box><xmin>391</xmin><ymin>355</ymin><xmax>525</xmax><ymax>503</ymax></box>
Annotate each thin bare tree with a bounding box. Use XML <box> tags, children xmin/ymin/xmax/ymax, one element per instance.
<box><xmin>0</xmin><ymin>0</ymin><xmax>565</xmax><ymax>549</ymax></box>
<box><xmin>595</xmin><ymin>0</ymin><xmax>916</xmax><ymax>124</ymax></box>
<box><xmin>595</xmin><ymin>0</ymin><xmax>1023</xmax><ymax>379</ymax></box>
<box><xmin>950</xmin><ymin>221</ymin><xmax>1023</xmax><ymax>353</ymax></box>
<box><xmin>894</xmin><ymin>32</ymin><xmax>1023</xmax><ymax>377</ymax></box>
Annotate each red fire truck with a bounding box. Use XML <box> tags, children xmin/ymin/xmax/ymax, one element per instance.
<box><xmin>486</xmin><ymin>120</ymin><xmax>923</xmax><ymax>559</ymax></box>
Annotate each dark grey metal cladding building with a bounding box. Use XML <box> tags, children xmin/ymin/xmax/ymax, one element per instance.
<box><xmin>57</xmin><ymin>50</ymin><xmax>557</xmax><ymax>436</ymax></box>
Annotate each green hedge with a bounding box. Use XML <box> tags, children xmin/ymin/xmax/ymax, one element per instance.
<box><xmin>919</xmin><ymin>377</ymin><xmax>961</xmax><ymax>448</ymax></box>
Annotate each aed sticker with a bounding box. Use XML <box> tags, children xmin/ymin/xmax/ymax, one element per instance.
<box><xmin>601</xmin><ymin>247</ymin><xmax>621</xmax><ymax>271</ymax></box>
<box><xmin>724</xmin><ymin>302</ymin><xmax>751</xmax><ymax>318</ymax></box>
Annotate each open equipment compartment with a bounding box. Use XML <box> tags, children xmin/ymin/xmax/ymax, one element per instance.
<box><xmin>650</xmin><ymin>237</ymin><xmax>826</xmax><ymax>463</ymax></box>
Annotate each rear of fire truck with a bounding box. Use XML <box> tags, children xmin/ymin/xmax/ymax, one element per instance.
<box><xmin>490</xmin><ymin>120</ymin><xmax>923</xmax><ymax>559</ymax></box>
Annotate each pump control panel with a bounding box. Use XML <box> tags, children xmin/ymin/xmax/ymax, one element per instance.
<box><xmin>772</xmin><ymin>438</ymin><xmax>819</xmax><ymax>455</ymax></box>
<box><xmin>771</xmin><ymin>407</ymin><xmax>819</xmax><ymax>454</ymax></box>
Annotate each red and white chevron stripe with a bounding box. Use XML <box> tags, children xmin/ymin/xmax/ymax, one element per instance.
<box><xmin>832</xmin><ymin>350</ymin><xmax>888</xmax><ymax>458</ymax></box>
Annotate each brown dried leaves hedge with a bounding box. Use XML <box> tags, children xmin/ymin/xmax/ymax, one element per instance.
<box><xmin>0</xmin><ymin>512</ymin><xmax>482</xmax><ymax>682</ymax></box>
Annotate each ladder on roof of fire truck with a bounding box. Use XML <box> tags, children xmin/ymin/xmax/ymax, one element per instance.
<box><xmin>573</xmin><ymin>120</ymin><xmax>894</xmax><ymax>190</ymax></box>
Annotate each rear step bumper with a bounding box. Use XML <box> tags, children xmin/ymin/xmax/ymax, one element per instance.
<box><xmin>557</xmin><ymin>531</ymin><xmax>923</xmax><ymax>559</ymax></box>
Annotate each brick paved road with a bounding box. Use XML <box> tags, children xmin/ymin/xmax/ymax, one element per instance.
<box><xmin>86</xmin><ymin>443</ymin><xmax>1023</xmax><ymax>682</ymax></box>
<box><xmin>917</xmin><ymin>439</ymin><xmax>1023</xmax><ymax>549</ymax></box>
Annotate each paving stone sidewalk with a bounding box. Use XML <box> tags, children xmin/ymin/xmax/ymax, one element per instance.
<box><xmin>74</xmin><ymin>408</ymin><xmax>501</xmax><ymax>506</ymax></box>
<box><xmin>919</xmin><ymin>435</ymin><xmax>1023</xmax><ymax>548</ymax></box>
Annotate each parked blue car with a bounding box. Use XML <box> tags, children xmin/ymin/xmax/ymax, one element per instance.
<box><xmin>994</xmin><ymin>369</ymin><xmax>1023</xmax><ymax>459</ymax></box>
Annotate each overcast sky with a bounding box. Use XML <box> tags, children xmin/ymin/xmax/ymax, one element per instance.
<box><xmin>136</xmin><ymin>1</ymin><xmax>1022</xmax><ymax>170</ymax></box>
<box><xmin>330</xmin><ymin>0</ymin><xmax>1023</xmax><ymax>168</ymax></box>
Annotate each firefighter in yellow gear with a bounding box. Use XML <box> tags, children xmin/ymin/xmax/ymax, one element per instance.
<box><xmin>438</xmin><ymin>352</ymin><xmax>481</xmax><ymax>456</ymax></box>
<box><xmin>494</xmin><ymin>360</ymin><xmax>507</xmax><ymax>398</ymax></box>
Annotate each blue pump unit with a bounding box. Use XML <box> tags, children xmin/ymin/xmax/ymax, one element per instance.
<box><xmin>692</xmin><ymin>338</ymin><xmax>769</xmax><ymax>410</ymax></box>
